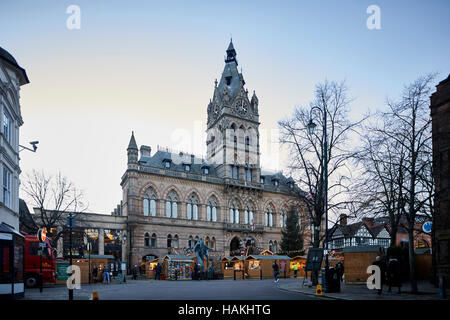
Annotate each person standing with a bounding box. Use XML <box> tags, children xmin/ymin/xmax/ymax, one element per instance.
<box><xmin>372</xmin><ymin>256</ymin><xmax>385</xmax><ymax>295</ymax></box>
<box><xmin>336</xmin><ymin>261</ymin><xmax>344</xmax><ymax>282</ymax></box>
<box><xmin>293</xmin><ymin>263</ymin><xmax>298</xmax><ymax>278</ymax></box>
<box><xmin>92</xmin><ymin>265</ymin><xmax>98</xmax><ymax>283</ymax></box>
<box><xmin>132</xmin><ymin>265</ymin><xmax>138</xmax><ymax>280</ymax></box>
<box><xmin>273</xmin><ymin>260</ymin><xmax>280</xmax><ymax>283</ymax></box>
<box><xmin>102</xmin><ymin>265</ymin><xmax>110</xmax><ymax>284</ymax></box>
<box><xmin>387</xmin><ymin>258</ymin><xmax>402</xmax><ymax>293</ymax></box>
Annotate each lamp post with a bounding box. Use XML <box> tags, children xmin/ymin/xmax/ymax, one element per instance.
<box><xmin>68</xmin><ymin>212</ymin><xmax>74</xmax><ymax>301</ymax></box>
<box><xmin>307</xmin><ymin>105</ymin><xmax>329</xmax><ymax>288</ymax></box>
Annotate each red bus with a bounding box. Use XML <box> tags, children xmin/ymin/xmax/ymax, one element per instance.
<box><xmin>21</xmin><ymin>232</ymin><xmax>56</xmax><ymax>288</ymax></box>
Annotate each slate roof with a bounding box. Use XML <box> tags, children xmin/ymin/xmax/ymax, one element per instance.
<box><xmin>138</xmin><ymin>149</ymin><xmax>301</xmax><ymax>194</ymax></box>
<box><xmin>328</xmin><ymin>220</ymin><xmax>390</xmax><ymax>239</ymax></box>
<box><xmin>0</xmin><ymin>46</ymin><xmax>29</xmax><ymax>85</ymax></box>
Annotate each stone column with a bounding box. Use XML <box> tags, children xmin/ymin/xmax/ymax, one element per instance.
<box><xmin>121</xmin><ymin>230</ymin><xmax>127</xmax><ymax>262</ymax></box>
<box><xmin>56</xmin><ymin>225</ymin><xmax>64</xmax><ymax>258</ymax></box>
<box><xmin>98</xmin><ymin>228</ymin><xmax>104</xmax><ymax>255</ymax></box>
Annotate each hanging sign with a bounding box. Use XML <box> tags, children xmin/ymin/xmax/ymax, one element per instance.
<box><xmin>37</xmin><ymin>228</ymin><xmax>47</xmax><ymax>242</ymax></box>
<box><xmin>422</xmin><ymin>221</ymin><xmax>432</xmax><ymax>233</ymax></box>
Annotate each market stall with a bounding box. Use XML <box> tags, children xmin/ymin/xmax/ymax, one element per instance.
<box><xmin>221</xmin><ymin>256</ymin><xmax>245</xmax><ymax>279</ymax></box>
<box><xmin>290</xmin><ymin>256</ymin><xmax>307</xmax><ymax>278</ymax></box>
<box><xmin>245</xmin><ymin>255</ymin><xmax>292</xmax><ymax>279</ymax></box>
<box><xmin>144</xmin><ymin>258</ymin><xmax>161</xmax><ymax>279</ymax></box>
<box><xmin>163</xmin><ymin>255</ymin><xmax>194</xmax><ymax>280</ymax></box>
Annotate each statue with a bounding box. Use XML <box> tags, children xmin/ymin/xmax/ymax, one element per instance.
<box><xmin>193</xmin><ymin>238</ymin><xmax>211</xmax><ymax>274</ymax></box>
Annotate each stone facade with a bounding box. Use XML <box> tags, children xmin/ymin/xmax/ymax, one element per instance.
<box><xmin>121</xmin><ymin>42</ymin><xmax>309</xmax><ymax>266</ymax></box>
<box><xmin>0</xmin><ymin>47</ymin><xmax>29</xmax><ymax>231</ymax></box>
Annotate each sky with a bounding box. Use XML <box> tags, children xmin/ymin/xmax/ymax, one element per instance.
<box><xmin>1</xmin><ymin>0</ymin><xmax>449</xmax><ymax>214</ymax></box>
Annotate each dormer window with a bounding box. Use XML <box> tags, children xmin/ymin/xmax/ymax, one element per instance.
<box><xmin>204</xmin><ymin>167</ymin><xmax>209</xmax><ymax>175</ymax></box>
<box><xmin>260</xmin><ymin>177</ymin><xmax>265</xmax><ymax>184</ymax></box>
<box><xmin>184</xmin><ymin>164</ymin><xmax>191</xmax><ymax>172</ymax></box>
<box><xmin>274</xmin><ymin>180</ymin><xmax>279</xmax><ymax>187</ymax></box>
<box><xmin>163</xmin><ymin>160</ymin><xmax>171</xmax><ymax>169</ymax></box>
<box><xmin>289</xmin><ymin>182</ymin><xmax>294</xmax><ymax>189</ymax></box>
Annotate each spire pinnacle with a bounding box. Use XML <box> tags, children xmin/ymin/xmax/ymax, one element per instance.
<box><xmin>128</xmin><ymin>131</ymin><xmax>138</xmax><ymax>150</ymax></box>
<box><xmin>225</xmin><ymin>39</ymin><xmax>237</xmax><ymax>65</ymax></box>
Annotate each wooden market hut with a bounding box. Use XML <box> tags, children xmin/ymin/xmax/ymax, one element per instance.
<box><xmin>245</xmin><ymin>255</ymin><xmax>292</xmax><ymax>279</ymax></box>
<box><xmin>221</xmin><ymin>256</ymin><xmax>245</xmax><ymax>279</ymax></box>
<box><xmin>162</xmin><ymin>254</ymin><xmax>195</xmax><ymax>280</ymax></box>
<box><xmin>56</xmin><ymin>254</ymin><xmax>116</xmax><ymax>285</ymax></box>
<box><xmin>145</xmin><ymin>257</ymin><xmax>162</xmax><ymax>279</ymax></box>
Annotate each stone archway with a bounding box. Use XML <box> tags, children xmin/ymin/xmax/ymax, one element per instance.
<box><xmin>229</xmin><ymin>236</ymin><xmax>241</xmax><ymax>256</ymax></box>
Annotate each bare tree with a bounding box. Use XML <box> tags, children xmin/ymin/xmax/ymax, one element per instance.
<box><xmin>279</xmin><ymin>80</ymin><xmax>364</xmax><ymax>248</ymax></box>
<box><xmin>373</xmin><ymin>73</ymin><xmax>436</xmax><ymax>293</ymax></box>
<box><xmin>21</xmin><ymin>170</ymin><xmax>88</xmax><ymax>245</ymax></box>
<box><xmin>353</xmin><ymin>122</ymin><xmax>408</xmax><ymax>247</ymax></box>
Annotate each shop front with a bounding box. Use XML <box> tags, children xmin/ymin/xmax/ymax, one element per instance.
<box><xmin>163</xmin><ymin>255</ymin><xmax>194</xmax><ymax>280</ymax></box>
<box><xmin>221</xmin><ymin>256</ymin><xmax>245</xmax><ymax>279</ymax></box>
<box><xmin>245</xmin><ymin>255</ymin><xmax>292</xmax><ymax>279</ymax></box>
<box><xmin>0</xmin><ymin>223</ymin><xmax>24</xmax><ymax>299</ymax></box>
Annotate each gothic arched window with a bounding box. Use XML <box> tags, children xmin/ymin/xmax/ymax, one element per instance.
<box><xmin>188</xmin><ymin>235</ymin><xmax>193</xmax><ymax>248</ymax></box>
<box><xmin>269</xmin><ymin>240</ymin><xmax>273</xmax><ymax>252</ymax></box>
<box><xmin>244</xmin><ymin>202</ymin><xmax>254</xmax><ymax>225</ymax></box>
<box><xmin>280</xmin><ymin>207</ymin><xmax>288</xmax><ymax>228</ymax></box>
<box><xmin>230</xmin><ymin>200</ymin><xmax>239</xmax><ymax>224</ymax></box>
<box><xmin>173</xmin><ymin>235</ymin><xmax>179</xmax><ymax>248</ymax></box>
<box><xmin>187</xmin><ymin>193</ymin><xmax>199</xmax><ymax>220</ymax></box>
<box><xmin>273</xmin><ymin>240</ymin><xmax>278</xmax><ymax>253</ymax></box>
<box><xmin>265</xmin><ymin>205</ymin><xmax>274</xmax><ymax>227</ymax></box>
<box><xmin>207</xmin><ymin>197</ymin><xmax>218</xmax><ymax>222</ymax></box>
<box><xmin>151</xmin><ymin>233</ymin><xmax>157</xmax><ymax>248</ymax></box>
<box><xmin>211</xmin><ymin>237</ymin><xmax>216</xmax><ymax>250</ymax></box>
<box><xmin>143</xmin><ymin>188</ymin><xmax>157</xmax><ymax>216</ymax></box>
<box><xmin>144</xmin><ymin>233</ymin><xmax>150</xmax><ymax>247</ymax></box>
<box><xmin>166</xmin><ymin>191</ymin><xmax>178</xmax><ymax>218</ymax></box>
<box><xmin>167</xmin><ymin>234</ymin><xmax>172</xmax><ymax>248</ymax></box>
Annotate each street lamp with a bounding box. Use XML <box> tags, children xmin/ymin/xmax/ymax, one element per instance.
<box><xmin>307</xmin><ymin>105</ymin><xmax>330</xmax><ymax>290</ymax></box>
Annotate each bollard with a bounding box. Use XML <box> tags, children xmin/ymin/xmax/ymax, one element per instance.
<box><xmin>91</xmin><ymin>290</ymin><xmax>99</xmax><ymax>300</ymax></box>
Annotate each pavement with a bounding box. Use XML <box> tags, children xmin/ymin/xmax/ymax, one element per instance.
<box><xmin>277</xmin><ymin>277</ymin><xmax>449</xmax><ymax>300</ymax></box>
<box><xmin>22</xmin><ymin>278</ymin><xmax>321</xmax><ymax>300</ymax></box>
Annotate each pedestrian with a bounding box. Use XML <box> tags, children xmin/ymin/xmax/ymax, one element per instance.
<box><xmin>153</xmin><ymin>264</ymin><xmax>158</xmax><ymax>280</ymax></box>
<box><xmin>132</xmin><ymin>265</ymin><xmax>138</xmax><ymax>280</ymax></box>
<box><xmin>92</xmin><ymin>265</ymin><xmax>98</xmax><ymax>283</ymax></box>
<box><xmin>272</xmin><ymin>260</ymin><xmax>280</xmax><ymax>283</ymax></box>
<box><xmin>208</xmin><ymin>264</ymin><xmax>214</xmax><ymax>280</ymax></box>
<box><xmin>387</xmin><ymin>258</ymin><xmax>402</xmax><ymax>293</ymax></box>
<box><xmin>293</xmin><ymin>263</ymin><xmax>298</xmax><ymax>278</ymax></box>
<box><xmin>372</xmin><ymin>256</ymin><xmax>385</xmax><ymax>295</ymax></box>
<box><xmin>336</xmin><ymin>261</ymin><xmax>344</xmax><ymax>282</ymax></box>
<box><xmin>102</xmin><ymin>264</ymin><xmax>110</xmax><ymax>284</ymax></box>
<box><xmin>194</xmin><ymin>263</ymin><xmax>199</xmax><ymax>280</ymax></box>
<box><xmin>156</xmin><ymin>263</ymin><xmax>162</xmax><ymax>280</ymax></box>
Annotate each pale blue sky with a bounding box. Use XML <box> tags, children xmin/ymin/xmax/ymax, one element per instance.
<box><xmin>1</xmin><ymin>0</ymin><xmax>449</xmax><ymax>213</ymax></box>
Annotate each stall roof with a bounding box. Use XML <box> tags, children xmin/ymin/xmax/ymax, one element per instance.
<box><xmin>164</xmin><ymin>254</ymin><xmax>194</xmax><ymax>261</ymax></box>
<box><xmin>88</xmin><ymin>254</ymin><xmax>116</xmax><ymax>259</ymax></box>
<box><xmin>229</xmin><ymin>256</ymin><xmax>246</xmax><ymax>261</ymax></box>
<box><xmin>246</xmin><ymin>255</ymin><xmax>292</xmax><ymax>260</ymax></box>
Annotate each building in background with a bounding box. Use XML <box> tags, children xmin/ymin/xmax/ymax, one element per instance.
<box><xmin>0</xmin><ymin>46</ymin><xmax>29</xmax><ymax>299</ymax></box>
<box><xmin>120</xmin><ymin>42</ymin><xmax>311</xmax><ymax>268</ymax></box>
<box><xmin>431</xmin><ymin>74</ymin><xmax>450</xmax><ymax>294</ymax></box>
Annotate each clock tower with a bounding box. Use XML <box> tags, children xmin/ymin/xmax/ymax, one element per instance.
<box><xmin>206</xmin><ymin>40</ymin><xmax>260</xmax><ymax>181</ymax></box>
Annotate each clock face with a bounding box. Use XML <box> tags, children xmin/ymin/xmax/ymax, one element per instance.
<box><xmin>235</xmin><ymin>99</ymin><xmax>248</xmax><ymax>115</ymax></box>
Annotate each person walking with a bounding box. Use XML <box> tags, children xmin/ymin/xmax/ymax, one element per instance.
<box><xmin>372</xmin><ymin>256</ymin><xmax>385</xmax><ymax>295</ymax></box>
<box><xmin>272</xmin><ymin>260</ymin><xmax>280</xmax><ymax>283</ymax></box>
<box><xmin>387</xmin><ymin>258</ymin><xmax>402</xmax><ymax>293</ymax></box>
<box><xmin>336</xmin><ymin>261</ymin><xmax>344</xmax><ymax>282</ymax></box>
<box><xmin>92</xmin><ymin>265</ymin><xmax>98</xmax><ymax>283</ymax></box>
<box><xmin>293</xmin><ymin>263</ymin><xmax>298</xmax><ymax>278</ymax></box>
<box><xmin>102</xmin><ymin>265</ymin><xmax>110</xmax><ymax>284</ymax></box>
<box><xmin>132</xmin><ymin>265</ymin><xmax>138</xmax><ymax>280</ymax></box>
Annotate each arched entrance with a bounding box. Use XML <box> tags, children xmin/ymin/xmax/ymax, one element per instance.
<box><xmin>229</xmin><ymin>236</ymin><xmax>241</xmax><ymax>256</ymax></box>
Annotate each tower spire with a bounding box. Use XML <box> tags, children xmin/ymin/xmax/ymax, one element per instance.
<box><xmin>225</xmin><ymin>39</ymin><xmax>237</xmax><ymax>65</ymax></box>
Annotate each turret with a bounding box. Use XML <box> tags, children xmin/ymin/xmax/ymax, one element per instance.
<box><xmin>127</xmin><ymin>131</ymin><xmax>138</xmax><ymax>170</ymax></box>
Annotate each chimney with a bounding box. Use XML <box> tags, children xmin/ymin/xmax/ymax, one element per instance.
<box><xmin>140</xmin><ymin>145</ymin><xmax>152</xmax><ymax>157</ymax></box>
<box><xmin>339</xmin><ymin>214</ymin><xmax>347</xmax><ymax>226</ymax></box>
<box><xmin>191</xmin><ymin>154</ymin><xmax>195</xmax><ymax>164</ymax></box>
<box><xmin>363</xmin><ymin>217</ymin><xmax>375</xmax><ymax>228</ymax></box>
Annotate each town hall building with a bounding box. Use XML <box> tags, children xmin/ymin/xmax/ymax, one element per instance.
<box><xmin>121</xmin><ymin>41</ymin><xmax>309</xmax><ymax>266</ymax></box>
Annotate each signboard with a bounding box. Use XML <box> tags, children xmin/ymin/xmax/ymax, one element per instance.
<box><xmin>121</xmin><ymin>262</ymin><xmax>127</xmax><ymax>271</ymax></box>
<box><xmin>305</xmin><ymin>248</ymin><xmax>324</xmax><ymax>272</ymax></box>
<box><xmin>422</xmin><ymin>221</ymin><xmax>432</xmax><ymax>233</ymax></box>
<box><xmin>66</xmin><ymin>216</ymin><xmax>76</xmax><ymax>228</ymax></box>
<box><xmin>56</xmin><ymin>262</ymin><xmax>70</xmax><ymax>280</ymax></box>
<box><xmin>37</xmin><ymin>228</ymin><xmax>47</xmax><ymax>242</ymax></box>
